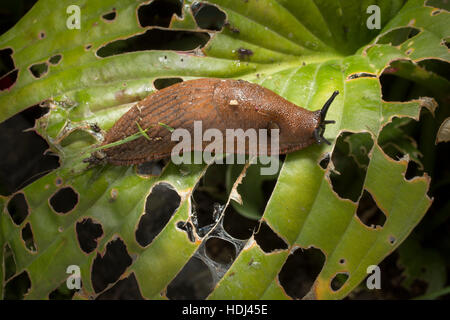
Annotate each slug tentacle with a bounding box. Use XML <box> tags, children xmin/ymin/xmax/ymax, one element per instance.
<box><xmin>313</xmin><ymin>90</ymin><xmax>339</xmax><ymax>145</ymax></box>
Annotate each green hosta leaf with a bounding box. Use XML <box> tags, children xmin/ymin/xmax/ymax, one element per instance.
<box><xmin>1</xmin><ymin>0</ymin><xmax>448</xmax><ymax>299</ymax></box>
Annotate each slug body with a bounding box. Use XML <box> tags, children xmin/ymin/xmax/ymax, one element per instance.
<box><xmin>87</xmin><ymin>78</ymin><xmax>338</xmax><ymax>165</ymax></box>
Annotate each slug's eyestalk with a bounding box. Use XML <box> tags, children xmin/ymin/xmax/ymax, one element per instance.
<box><xmin>314</xmin><ymin>90</ymin><xmax>339</xmax><ymax>145</ymax></box>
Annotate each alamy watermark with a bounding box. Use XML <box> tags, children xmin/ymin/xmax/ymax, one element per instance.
<box><xmin>66</xmin><ymin>265</ymin><xmax>81</xmax><ymax>290</ymax></box>
<box><xmin>366</xmin><ymin>265</ymin><xmax>381</xmax><ymax>289</ymax></box>
<box><xmin>170</xmin><ymin>120</ymin><xmax>280</xmax><ymax>175</ymax></box>
<box><xmin>367</xmin><ymin>5</ymin><xmax>381</xmax><ymax>30</ymax></box>
<box><xmin>66</xmin><ymin>5</ymin><xmax>81</xmax><ymax>29</ymax></box>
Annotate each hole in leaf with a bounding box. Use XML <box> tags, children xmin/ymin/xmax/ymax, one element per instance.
<box><xmin>339</xmin><ymin>258</ymin><xmax>346</xmax><ymax>265</ymax></box>
<box><xmin>0</xmin><ymin>0</ymin><xmax>36</xmax><ymax>32</ymax></box>
<box><xmin>0</xmin><ymin>47</ymin><xmax>14</xmax><ymax>77</ymax></box>
<box><xmin>38</xmin><ymin>31</ymin><xmax>45</xmax><ymax>39</ymax></box>
<box><xmin>0</xmin><ymin>104</ymin><xmax>59</xmax><ymax>196</ymax></box>
<box><xmin>135</xmin><ymin>183</ymin><xmax>181</xmax><ymax>247</ymax></box>
<box><xmin>405</xmin><ymin>160</ymin><xmax>423</xmax><ymax>180</ymax></box>
<box><xmin>227</xmin><ymin>162</ymin><xmax>280</xmax><ymax>221</ymax></box>
<box><xmin>29</xmin><ymin>62</ymin><xmax>48</xmax><ymax>78</ymax></box>
<box><xmin>319</xmin><ymin>153</ymin><xmax>330</xmax><ymax>169</ymax></box>
<box><xmin>166</xmin><ymin>256</ymin><xmax>214</xmax><ymax>300</ymax></box>
<box><xmin>389</xmin><ymin>235</ymin><xmax>396</xmax><ymax>245</ymax></box>
<box><xmin>4</xmin><ymin>271</ymin><xmax>31</xmax><ymax>300</ymax></box>
<box><xmin>356</xmin><ymin>190</ymin><xmax>387</xmax><ymax>228</ymax></box>
<box><xmin>91</xmin><ymin>238</ymin><xmax>132</xmax><ymax>293</ymax></box>
<box><xmin>205</xmin><ymin>237</ymin><xmax>236</xmax><ymax>265</ymax></box>
<box><xmin>49</xmin><ymin>281</ymin><xmax>78</xmax><ymax>300</ymax></box>
<box><xmin>55</xmin><ymin>177</ymin><xmax>63</xmax><ymax>186</ymax></box>
<box><xmin>378</xmin><ymin>116</ymin><xmax>421</xmax><ymax>164</ymax></box>
<box><xmin>222</xmin><ymin>205</ymin><xmax>259</xmax><ymax>240</ymax></box>
<box><xmin>443</xmin><ymin>39</ymin><xmax>449</xmax><ymax>49</ymax></box>
<box><xmin>191</xmin><ymin>2</ymin><xmax>226</xmax><ymax>31</ymax></box>
<box><xmin>176</xmin><ymin>220</ymin><xmax>196</xmax><ymax>242</ymax></box>
<box><xmin>49</xmin><ymin>187</ymin><xmax>78</xmax><ymax>214</ymax></box>
<box><xmin>154</xmin><ymin>77</ymin><xmax>183</xmax><ymax>90</ymax></box>
<box><xmin>21</xmin><ymin>222</ymin><xmax>37</xmax><ymax>252</ymax></box>
<box><xmin>102</xmin><ymin>9</ymin><xmax>116</xmax><ymax>22</ymax></box>
<box><xmin>425</xmin><ymin>0</ymin><xmax>450</xmax><ymax>11</ymax></box>
<box><xmin>0</xmin><ymin>68</ymin><xmax>18</xmax><ymax>90</ymax></box>
<box><xmin>254</xmin><ymin>221</ymin><xmax>288</xmax><ymax>253</ymax></box>
<box><xmin>376</xmin><ymin>27</ymin><xmax>420</xmax><ymax>46</ymax></box>
<box><xmin>330</xmin><ymin>272</ymin><xmax>349</xmax><ymax>291</ymax></box>
<box><xmin>136</xmin><ymin>159</ymin><xmax>167</xmax><ymax>176</ymax></box>
<box><xmin>418</xmin><ymin>58</ymin><xmax>450</xmax><ymax>81</ymax></box>
<box><xmin>49</xmin><ymin>54</ymin><xmax>62</xmax><ymax>65</ymax></box>
<box><xmin>346</xmin><ymin>72</ymin><xmax>377</xmax><ymax>80</ymax></box>
<box><xmin>138</xmin><ymin>0</ymin><xmax>182</xmax><ymax>28</ymax></box>
<box><xmin>97</xmin><ymin>273</ymin><xmax>144</xmax><ymax>300</ymax></box>
<box><xmin>329</xmin><ymin>132</ymin><xmax>374</xmax><ymax>202</ymax></box>
<box><xmin>380</xmin><ymin>63</ymin><xmax>417</xmax><ymax>102</ymax></box>
<box><xmin>76</xmin><ymin>218</ymin><xmax>104</xmax><ymax>254</ymax></box>
<box><xmin>191</xmin><ymin>164</ymin><xmax>228</xmax><ymax>237</ymax></box>
<box><xmin>4</xmin><ymin>244</ymin><xmax>16</xmax><ymax>281</ymax></box>
<box><xmin>7</xmin><ymin>192</ymin><xmax>29</xmax><ymax>225</ymax></box>
<box><xmin>96</xmin><ymin>29</ymin><xmax>209</xmax><ymax>58</ymax></box>
<box><xmin>278</xmin><ymin>247</ymin><xmax>326</xmax><ymax>299</ymax></box>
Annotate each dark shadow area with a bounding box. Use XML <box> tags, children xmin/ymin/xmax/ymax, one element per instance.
<box><xmin>319</xmin><ymin>152</ymin><xmax>330</xmax><ymax>169</ymax></box>
<box><xmin>0</xmin><ymin>47</ymin><xmax>15</xmax><ymax>88</ymax></box>
<box><xmin>4</xmin><ymin>270</ymin><xmax>31</xmax><ymax>300</ymax></box>
<box><xmin>254</xmin><ymin>221</ymin><xmax>288</xmax><ymax>253</ymax></box>
<box><xmin>166</xmin><ymin>256</ymin><xmax>214</xmax><ymax>300</ymax></box>
<box><xmin>331</xmin><ymin>272</ymin><xmax>349</xmax><ymax>291</ymax></box>
<box><xmin>138</xmin><ymin>0</ymin><xmax>182</xmax><ymax>28</ymax></box>
<box><xmin>377</xmin><ymin>27</ymin><xmax>420</xmax><ymax>46</ymax></box>
<box><xmin>329</xmin><ymin>132</ymin><xmax>374</xmax><ymax>202</ymax></box>
<box><xmin>191</xmin><ymin>164</ymin><xmax>227</xmax><ymax>237</ymax></box>
<box><xmin>48</xmin><ymin>54</ymin><xmax>62</xmax><ymax>65</ymax></box>
<box><xmin>29</xmin><ymin>62</ymin><xmax>48</xmax><ymax>78</ymax></box>
<box><xmin>0</xmin><ymin>0</ymin><xmax>37</xmax><ymax>37</ymax></box>
<box><xmin>205</xmin><ymin>236</ymin><xmax>236</xmax><ymax>264</ymax></box>
<box><xmin>191</xmin><ymin>2</ymin><xmax>226</xmax><ymax>31</ymax></box>
<box><xmin>7</xmin><ymin>192</ymin><xmax>29</xmax><ymax>225</ymax></box>
<box><xmin>102</xmin><ymin>9</ymin><xmax>117</xmax><ymax>22</ymax></box>
<box><xmin>154</xmin><ymin>77</ymin><xmax>183</xmax><ymax>90</ymax></box>
<box><xmin>176</xmin><ymin>220</ymin><xmax>196</xmax><ymax>242</ymax></box>
<box><xmin>96</xmin><ymin>28</ymin><xmax>210</xmax><ymax>58</ymax></box>
<box><xmin>97</xmin><ymin>273</ymin><xmax>144</xmax><ymax>300</ymax></box>
<box><xmin>222</xmin><ymin>205</ymin><xmax>259</xmax><ymax>240</ymax></box>
<box><xmin>76</xmin><ymin>218</ymin><xmax>104</xmax><ymax>254</ymax></box>
<box><xmin>425</xmin><ymin>0</ymin><xmax>450</xmax><ymax>11</ymax></box>
<box><xmin>3</xmin><ymin>244</ymin><xmax>16</xmax><ymax>281</ymax></box>
<box><xmin>135</xmin><ymin>183</ymin><xmax>181</xmax><ymax>247</ymax></box>
<box><xmin>0</xmin><ymin>104</ymin><xmax>59</xmax><ymax>196</ymax></box>
<box><xmin>48</xmin><ymin>281</ymin><xmax>78</xmax><ymax>300</ymax></box>
<box><xmin>21</xmin><ymin>222</ymin><xmax>37</xmax><ymax>252</ymax></box>
<box><xmin>91</xmin><ymin>238</ymin><xmax>132</xmax><ymax>293</ymax></box>
<box><xmin>356</xmin><ymin>190</ymin><xmax>387</xmax><ymax>228</ymax></box>
<box><xmin>278</xmin><ymin>247</ymin><xmax>326</xmax><ymax>299</ymax></box>
<box><xmin>49</xmin><ymin>187</ymin><xmax>78</xmax><ymax>214</ymax></box>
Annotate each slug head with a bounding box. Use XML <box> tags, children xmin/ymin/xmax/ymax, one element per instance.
<box><xmin>83</xmin><ymin>150</ymin><xmax>108</xmax><ymax>168</ymax></box>
<box><xmin>313</xmin><ymin>90</ymin><xmax>339</xmax><ymax>145</ymax></box>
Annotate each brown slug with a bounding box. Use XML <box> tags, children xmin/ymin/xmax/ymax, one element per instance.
<box><xmin>84</xmin><ymin>78</ymin><xmax>338</xmax><ymax>166</ymax></box>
